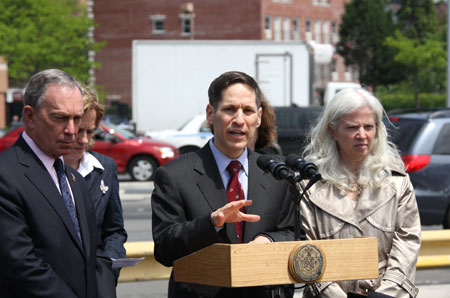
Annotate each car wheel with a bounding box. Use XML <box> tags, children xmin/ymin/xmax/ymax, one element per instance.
<box><xmin>179</xmin><ymin>146</ymin><xmax>200</xmax><ymax>154</ymax></box>
<box><xmin>129</xmin><ymin>156</ymin><xmax>157</xmax><ymax>181</ymax></box>
<box><xmin>444</xmin><ymin>207</ymin><xmax>450</xmax><ymax>229</ymax></box>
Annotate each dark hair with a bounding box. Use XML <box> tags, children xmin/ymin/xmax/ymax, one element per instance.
<box><xmin>255</xmin><ymin>95</ymin><xmax>277</xmax><ymax>150</ymax></box>
<box><xmin>208</xmin><ymin>71</ymin><xmax>262</xmax><ymax>109</ymax></box>
<box><xmin>24</xmin><ymin>69</ymin><xmax>81</xmax><ymax>109</ymax></box>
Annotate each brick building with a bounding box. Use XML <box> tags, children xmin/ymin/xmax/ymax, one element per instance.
<box><xmin>92</xmin><ymin>0</ymin><xmax>353</xmax><ymax>110</ymax></box>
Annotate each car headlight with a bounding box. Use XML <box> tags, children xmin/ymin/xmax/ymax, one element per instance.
<box><xmin>158</xmin><ymin>147</ymin><xmax>175</xmax><ymax>159</ymax></box>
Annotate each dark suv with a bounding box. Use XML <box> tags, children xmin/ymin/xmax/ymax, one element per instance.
<box><xmin>385</xmin><ymin>108</ymin><xmax>450</xmax><ymax>228</ymax></box>
<box><xmin>274</xmin><ymin>106</ymin><xmax>324</xmax><ymax>156</ymax></box>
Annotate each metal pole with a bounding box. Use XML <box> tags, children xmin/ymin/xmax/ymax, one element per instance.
<box><xmin>447</xmin><ymin>0</ymin><xmax>450</xmax><ymax>107</ymax></box>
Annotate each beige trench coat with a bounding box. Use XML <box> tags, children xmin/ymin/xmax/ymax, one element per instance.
<box><xmin>299</xmin><ymin>171</ymin><xmax>421</xmax><ymax>298</ymax></box>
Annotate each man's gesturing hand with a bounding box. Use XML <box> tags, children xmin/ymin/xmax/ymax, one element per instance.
<box><xmin>211</xmin><ymin>200</ymin><xmax>260</xmax><ymax>228</ymax></box>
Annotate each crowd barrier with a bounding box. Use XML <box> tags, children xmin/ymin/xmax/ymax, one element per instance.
<box><xmin>118</xmin><ymin>230</ymin><xmax>450</xmax><ymax>283</ymax></box>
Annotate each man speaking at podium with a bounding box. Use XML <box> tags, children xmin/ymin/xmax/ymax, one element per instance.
<box><xmin>151</xmin><ymin>71</ymin><xmax>295</xmax><ymax>298</ymax></box>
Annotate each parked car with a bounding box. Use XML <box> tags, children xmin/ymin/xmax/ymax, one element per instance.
<box><xmin>274</xmin><ymin>106</ymin><xmax>324</xmax><ymax>156</ymax></box>
<box><xmin>0</xmin><ymin>123</ymin><xmax>179</xmax><ymax>181</ymax></box>
<box><xmin>103</xmin><ymin>114</ymin><xmax>135</xmax><ymax>132</ymax></box>
<box><xmin>385</xmin><ymin>108</ymin><xmax>450</xmax><ymax>228</ymax></box>
<box><xmin>145</xmin><ymin>114</ymin><xmax>213</xmax><ymax>154</ymax></box>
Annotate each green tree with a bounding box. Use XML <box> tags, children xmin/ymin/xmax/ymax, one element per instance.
<box><xmin>385</xmin><ymin>0</ymin><xmax>445</xmax><ymax>108</ymax></box>
<box><xmin>0</xmin><ymin>0</ymin><xmax>104</xmax><ymax>87</ymax></box>
<box><xmin>337</xmin><ymin>0</ymin><xmax>403</xmax><ymax>90</ymax></box>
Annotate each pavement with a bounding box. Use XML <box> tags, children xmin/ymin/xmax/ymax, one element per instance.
<box><xmin>117</xmin><ymin>279</ymin><xmax>450</xmax><ymax>298</ymax></box>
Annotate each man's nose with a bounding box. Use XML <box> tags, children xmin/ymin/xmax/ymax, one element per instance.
<box><xmin>65</xmin><ymin>120</ymin><xmax>77</xmax><ymax>135</ymax></box>
<box><xmin>233</xmin><ymin>110</ymin><xmax>244</xmax><ymax>124</ymax></box>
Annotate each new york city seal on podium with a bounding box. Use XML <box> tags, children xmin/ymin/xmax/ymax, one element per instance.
<box><xmin>288</xmin><ymin>243</ymin><xmax>326</xmax><ymax>282</ymax></box>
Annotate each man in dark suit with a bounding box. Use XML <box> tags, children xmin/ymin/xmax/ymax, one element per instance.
<box><xmin>152</xmin><ymin>71</ymin><xmax>295</xmax><ymax>298</ymax></box>
<box><xmin>0</xmin><ymin>69</ymin><xmax>107</xmax><ymax>297</ymax></box>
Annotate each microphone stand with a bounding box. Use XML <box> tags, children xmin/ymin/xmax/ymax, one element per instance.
<box><xmin>286</xmin><ymin>174</ymin><xmax>306</xmax><ymax>241</ymax></box>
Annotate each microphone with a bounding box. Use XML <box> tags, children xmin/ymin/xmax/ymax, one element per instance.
<box><xmin>257</xmin><ymin>154</ymin><xmax>293</xmax><ymax>181</ymax></box>
<box><xmin>285</xmin><ymin>154</ymin><xmax>322</xmax><ymax>181</ymax></box>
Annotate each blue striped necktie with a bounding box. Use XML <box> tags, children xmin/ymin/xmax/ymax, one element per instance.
<box><xmin>54</xmin><ymin>159</ymin><xmax>82</xmax><ymax>242</ymax></box>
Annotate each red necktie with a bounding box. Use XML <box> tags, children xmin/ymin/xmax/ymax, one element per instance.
<box><xmin>226</xmin><ymin>160</ymin><xmax>245</xmax><ymax>243</ymax></box>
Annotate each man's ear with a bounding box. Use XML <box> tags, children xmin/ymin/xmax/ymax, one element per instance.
<box><xmin>206</xmin><ymin>104</ymin><xmax>214</xmax><ymax>126</ymax></box>
<box><xmin>256</xmin><ymin>107</ymin><xmax>262</xmax><ymax>128</ymax></box>
<box><xmin>23</xmin><ymin>105</ymin><xmax>35</xmax><ymax>128</ymax></box>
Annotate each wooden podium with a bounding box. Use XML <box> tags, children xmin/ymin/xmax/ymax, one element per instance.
<box><xmin>174</xmin><ymin>237</ymin><xmax>378</xmax><ymax>287</ymax></box>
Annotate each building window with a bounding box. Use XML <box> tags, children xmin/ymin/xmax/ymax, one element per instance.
<box><xmin>314</xmin><ymin>20</ymin><xmax>321</xmax><ymax>43</ymax></box>
<box><xmin>332</xmin><ymin>20</ymin><xmax>338</xmax><ymax>43</ymax></box>
<box><xmin>313</xmin><ymin>0</ymin><xmax>330</xmax><ymax>6</ymax></box>
<box><xmin>331</xmin><ymin>58</ymin><xmax>338</xmax><ymax>81</ymax></box>
<box><xmin>179</xmin><ymin>13</ymin><xmax>195</xmax><ymax>36</ymax></box>
<box><xmin>274</xmin><ymin>16</ymin><xmax>282</xmax><ymax>41</ymax></box>
<box><xmin>345</xmin><ymin>64</ymin><xmax>352</xmax><ymax>81</ymax></box>
<box><xmin>265</xmin><ymin>15</ymin><xmax>272</xmax><ymax>39</ymax></box>
<box><xmin>283</xmin><ymin>17</ymin><xmax>290</xmax><ymax>41</ymax></box>
<box><xmin>323</xmin><ymin>20</ymin><xmax>330</xmax><ymax>44</ymax></box>
<box><xmin>150</xmin><ymin>15</ymin><xmax>166</xmax><ymax>34</ymax></box>
<box><xmin>293</xmin><ymin>17</ymin><xmax>300</xmax><ymax>40</ymax></box>
<box><xmin>305</xmin><ymin>18</ymin><xmax>312</xmax><ymax>41</ymax></box>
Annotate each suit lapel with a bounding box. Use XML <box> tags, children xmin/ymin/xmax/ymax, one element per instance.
<box><xmin>244</xmin><ymin>151</ymin><xmax>271</xmax><ymax>241</ymax></box>
<box><xmin>16</xmin><ymin>137</ymin><xmax>86</xmax><ymax>256</ymax></box>
<box><xmin>195</xmin><ymin>145</ymin><xmax>239</xmax><ymax>243</ymax></box>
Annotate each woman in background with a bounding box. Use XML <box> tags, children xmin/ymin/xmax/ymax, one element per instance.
<box><xmin>64</xmin><ymin>84</ymin><xmax>127</xmax><ymax>291</ymax></box>
<box><xmin>300</xmin><ymin>88</ymin><xmax>421</xmax><ymax>298</ymax></box>
<box><xmin>248</xmin><ymin>95</ymin><xmax>279</xmax><ymax>153</ymax></box>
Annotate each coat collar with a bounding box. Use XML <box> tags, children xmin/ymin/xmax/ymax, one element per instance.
<box><xmin>305</xmin><ymin>178</ymin><xmax>398</xmax><ymax>228</ymax></box>
<box><xmin>16</xmin><ymin>136</ymin><xmax>87</xmax><ymax>257</ymax></box>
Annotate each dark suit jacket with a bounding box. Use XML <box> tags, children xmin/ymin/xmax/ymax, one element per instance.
<box><xmin>0</xmin><ymin>136</ymin><xmax>98</xmax><ymax>298</ymax></box>
<box><xmin>151</xmin><ymin>144</ymin><xmax>295</xmax><ymax>298</ymax></box>
<box><xmin>84</xmin><ymin>151</ymin><xmax>127</xmax><ymax>283</ymax></box>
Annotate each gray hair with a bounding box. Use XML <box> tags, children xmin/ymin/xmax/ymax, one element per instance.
<box><xmin>24</xmin><ymin>69</ymin><xmax>81</xmax><ymax>109</ymax></box>
<box><xmin>303</xmin><ymin>88</ymin><xmax>404</xmax><ymax>191</ymax></box>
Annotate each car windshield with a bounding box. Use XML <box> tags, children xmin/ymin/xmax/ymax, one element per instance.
<box><xmin>384</xmin><ymin>117</ymin><xmax>426</xmax><ymax>154</ymax></box>
<box><xmin>105</xmin><ymin>123</ymin><xmax>137</xmax><ymax>139</ymax></box>
<box><xmin>177</xmin><ymin>117</ymin><xmax>194</xmax><ymax>131</ymax></box>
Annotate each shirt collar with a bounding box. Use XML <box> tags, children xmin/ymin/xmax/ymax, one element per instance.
<box><xmin>76</xmin><ymin>151</ymin><xmax>104</xmax><ymax>177</ymax></box>
<box><xmin>209</xmin><ymin>138</ymin><xmax>248</xmax><ymax>176</ymax></box>
<box><xmin>22</xmin><ymin>130</ymin><xmax>59</xmax><ymax>172</ymax></box>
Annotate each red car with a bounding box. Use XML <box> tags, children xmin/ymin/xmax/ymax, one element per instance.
<box><xmin>0</xmin><ymin>123</ymin><xmax>179</xmax><ymax>181</ymax></box>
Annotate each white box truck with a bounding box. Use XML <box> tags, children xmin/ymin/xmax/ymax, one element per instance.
<box><xmin>132</xmin><ymin>40</ymin><xmax>314</xmax><ymax>132</ymax></box>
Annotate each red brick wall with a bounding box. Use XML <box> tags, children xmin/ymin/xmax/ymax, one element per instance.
<box><xmin>93</xmin><ymin>0</ymin><xmax>349</xmax><ymax>106</ymax></box>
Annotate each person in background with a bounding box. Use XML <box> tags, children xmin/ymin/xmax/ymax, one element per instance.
<box><xmin>152</xmin><ymin>71</ymin><xmax>295</xmax><ymax>298</ymax></box>
<box><xmin>0</xmin><ymin>69</ymin><xmax>106</xmax><ymax>297</ymax></box>
<box><xmin>248</xmin><ymin>94</ymin><xmax>278</xmax><ymax>153</ymax></box>
<box><xmin>64</xmin><ymin>84</ymin><xmax>127</xmax><ymax>292</ymax></box>
<box><xmin>300</xmin><ymin>88</ymin><xmax>421</xmax><ymax>298</ymax></box>
<box><xmin>9</xmin><ymin>114</ymin><xmax>23</xmax><ymax>131</ymax></box>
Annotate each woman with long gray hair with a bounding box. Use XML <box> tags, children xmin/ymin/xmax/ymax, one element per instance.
<box><xmin>300</xmin><ymin>88</ymin><xmax>421</xmax><ymax>298</ymax></box>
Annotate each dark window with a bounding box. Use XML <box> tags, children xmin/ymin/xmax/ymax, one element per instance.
<box><xmin>183</xmin><ymin>18</ymin><xmax>191</xmax><ymax>33</ymax></box>
<box><xmin>384</xmin><ymin>118</ymin><xmax>425</xmax><ymax>155</ymax></box>
<box><xmin>155</xmin><ymin>19</ymin><xmax>164</xmax><ymax>31</ymax></box>
<box><xmin>433</xmin><ymin>123</ymin><xmax>450</xmax><ymax>154</ymax></box>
